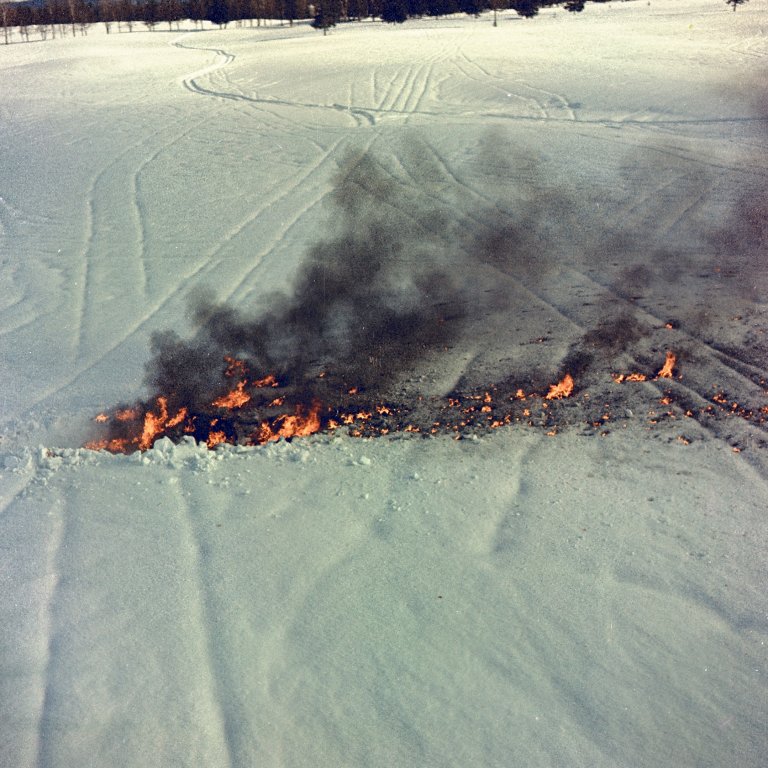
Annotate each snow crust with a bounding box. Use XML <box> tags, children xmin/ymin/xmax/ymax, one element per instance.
<box><xmin>2</xmin><ymin>2</ymin><xmax>768</xmax><ymax>765</ymax></box>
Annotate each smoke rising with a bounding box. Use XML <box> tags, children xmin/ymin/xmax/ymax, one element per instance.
<box><xmin>145</xmin><ymin>149</ymin><xmax>504</xmax><ymax>408</ymax></box>
<box><xmin>82</xmin><ymin>112</ymin><xmax>768</xmax><ymax>454</ymax></box>
<box><xmin>143</xmin><ymin>132</ymin><xmax>767</xmax><ymax>408</ymax></box>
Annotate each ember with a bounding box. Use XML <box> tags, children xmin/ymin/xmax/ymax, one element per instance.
<box><xmin>613</xmin><ymin>351</ymin><xmax>677</xmax><ymax>384</ymax></box>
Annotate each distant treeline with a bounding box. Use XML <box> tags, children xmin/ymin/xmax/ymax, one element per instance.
<box><xmin>0</xmin><ymin>0</ymin><xmax>750</xmax><ymax>44</ymax></box>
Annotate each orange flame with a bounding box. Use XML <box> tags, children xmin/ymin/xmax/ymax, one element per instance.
<box><xmin>223</xmin><ymin>355</ymin><xmax>247</xmax><ymax>378</ymax></box>
<box><xmin>253</xmin><ymin>373</ymin><xmax>279</xmax><ymax>388</ymax></box>
<box><xmin>115</xmin><ymin>407</ymin><xmax>140</xmax><ymax>422</ymax></box>
<box><xmin>212</xmin><ymin>380</ymin><xmax>251</xmax><ymax>409</ymax></box>
<box><xmin>546</xmin><ymin>373</ymin><xmax>574</xmax><ymax>400</ymax></box>
<box><xmin>257</xmin><ymin>402</ymin><xmax>322</xmax><ymax>443</ymax></box>
<box><xmin>656</xmin><ymin>351</ymin><xmax>677</xmax><ymax>379</ymax></box>
<box><xmin>84</xmin><ymin>436</ymin><xmax>131</xmax><ymax>452</ymax></box>
<box><xmin>138</xmin><ymin>396</ymin><xmax>188</xmax><ymax>451</ymax></box>
<box><xmin>207</xmin><ymin>430</ymin><xmax>228</xmax><ymax>448</ymax></box>
<box><xmin>613</xmin><ymin>372</ymin><xmax>648</xmax><ymax>383</ymax></box>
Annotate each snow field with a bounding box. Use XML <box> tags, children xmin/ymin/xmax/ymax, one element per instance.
<box><xmin>1</xmin><ymin>1</ymin><xmax>768</xmax><ymax>766</ymax></box>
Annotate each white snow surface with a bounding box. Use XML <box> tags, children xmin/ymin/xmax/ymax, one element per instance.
<box><xmin>2</xmin><ymin>2</ymin><xmax>768</xmax><ymax>766</ymax></box>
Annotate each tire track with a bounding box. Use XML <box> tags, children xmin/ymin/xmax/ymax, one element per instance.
<box><xmin>609</xmin><ymin>171</ymin><xmax>714</xmax><ymax>244</ymax></box>
<box><xmin>170</xmin><ymin>40</ymin><xmax>768</xmax><ymax>138</ymax></box>
<box><xmin>222</xmin><ymin>184</ymin><xmax>333</xmax><ymax>306</ymax></box>
<box><xmin>173</xmin><ymin>35</ymin><xmax>236</xmax><ymax>93</ymax></box>
<box><xmin>183</xmin><ymin>72</ymin><xmax>376</xmax><ymax>128</ymax></box>
<box><xmin>0</xmin><ymin>464</ymin><xmax>61</xmax><ymax>768</ymax></box>
<box><xmin>726</xmin><ymin>34</ymin><xmax>768</xmax><ymax>62</ymax></box>
<box><xmin>184</xmin><ymin>133</ymin><xmax>350</xmax><ymax>305</ymax></box>
<box><xmin>377</xmin><ymin>61</ymin><xmax>417</xmax><ymax>114</ymax></box>
<box><xmin>452</xmin><ymin>52</ymin><xmax>548</xmax><ymax>117</ymax></box>
<box><xmin>374</xmin><ymin>37</ymin><xmax>458</xmax><ymax>122</ymax></box>
<box><xmin>407</xmin><ymin>40</ymin><xmax>457</xmax><ymax>119</ymax></box>
<box><xmin>534</xmin><ymin>264</ymin><xmax>768</xmax><ymax>448</ymax></box>
<box><xmin>563</xmin><ymin>261</ymin><xmax>767</xmax><ymax>384</ymax></box>
<box><xmin>220</xmin><ymin>129</ymin><xmax>388</xmax><ymax>305</ymax></box>
<box><xmin>398</xmin><ymin>61</ymin><xmax>430</xmax><ymax>115</ymax></box>
<box><xmin>513</xmin><ymin>80</ymin><xmax>578</xmax><ymax>122</ymax></box>
<box><xmin>172</xmin><ymin>482</ymin><xmax>237</xmax><ymax>768</ymax></box>
<box><xmin>33</xmin><ymin>496</ymin><xmax>66</xmax><ymax>768</ymax></box>
<box><xmin>175</xmin><ymin>34</ymin><xmax>376</xmax><ymax>128</ymax></box>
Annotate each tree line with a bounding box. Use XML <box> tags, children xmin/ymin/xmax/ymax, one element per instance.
<box><xmin>0</xmin><ymin>0</ymin><xmax>751</xmax><ymax>44</ymax></box>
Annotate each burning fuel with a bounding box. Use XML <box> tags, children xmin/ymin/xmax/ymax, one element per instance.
<box><xmin>657</xmin><ymin>351</ymin><xmax>677</xmax><ymax>379</ymax></box>
<box><xmin>83</xmin><ymin>143</ymin><xmax>768</xmax><ymax>456</ymax></box>
<box><xmin>85</xmin><ymin>358</ymin><xmax>581</xmax><ymax>453</ymax></box>
<box><xmin>545</xmin><ymin>374</ymin><xmax>575</xmax><ymax>400</ymax></box>
<box><xmin>613</xmin><ymin>351</ymin><xmax>678</xmax><ymax>384</ymax></box>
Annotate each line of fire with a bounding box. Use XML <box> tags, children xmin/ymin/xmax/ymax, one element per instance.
<box><xmin>83</xmin><ymin>349</ymin><xmax>768</xmax><ymax>454</ymax></box>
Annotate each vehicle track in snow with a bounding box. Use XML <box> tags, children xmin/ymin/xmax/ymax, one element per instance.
<box><xmin>171</xmin><ymin>482</ymin><xmax>238</xmax><ymax>768</ymax></box>
<box><xmin>69</xmin><ymin>103</ymin><xmax>239</xmax><ymax>360</ymax></box>
<box><xmin>33</xmin><ymin>495</ymin><xmax>67</xmax><ymax>768</ymax></box>
<box><xmin>201</xmin><ymin>134</ymin><xmax>353</xmax><ymax>306</ymax></box>
<box><xmin>171</xmin><ymin>34</ymin><xmax>768</xmax><ymax>135</ymax></box>
<box><xmin>27</xmin><ymin>130</ymin><xmax>356</xmax><ymax>419</ymax></box>
<box><xmin>175</xmin><ymin>34</ymin><xmax>377</xmax><ymax>128</ymax></box>
<box><xmin>7</xmin><ymin>18</ymin><xmax>767</xmax><ymax>455</ymax></box>
<box><xmin>372</xmin><ymin>35</ymin><xmax>455</xmax><ymax>122</ymax></box>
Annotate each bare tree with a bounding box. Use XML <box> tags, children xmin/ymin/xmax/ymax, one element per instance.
<box><xmin>117</xmin><ymin>0</ymin><xmax>137</xmax><ymax>31</ymax></box>
<box><xmin>97</xmin><ymin>0</ymin><xmax>115</xmax><ymax>32</ymax></box>
<box><xmin>1</xmin><ymin>2</ymin><xmax>13</xmax><ymax>44</ymax></box>
<box><xmin>160</xmin><ymin>0</ymin><xmax>184</xmax><ymax>29</ymax></box>
<box><xmin>16</xmin><ymin>3</ymin><xmax>33</xmax><ymax>40</ymax></box>
<box><xmin>67</xmin><ymin>0</ymin><xmax>79</xmax><ymax>34</ymax></box>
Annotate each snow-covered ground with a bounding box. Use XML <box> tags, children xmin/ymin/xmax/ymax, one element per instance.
<box><xmin>2</xmin><ymin>2</ymin><xmax>768</xmax><ymax>766</ymax></box>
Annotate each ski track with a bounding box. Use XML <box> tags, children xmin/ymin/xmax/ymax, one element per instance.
<box><xmin>71</xmin><ymin>107</ymin><xmax>229</xmax><ymax>358</ymax></box>
<box><xmin>24</xmin><ymin>131</ymin><xmax>350</xmax><ymax>414</ymax></box>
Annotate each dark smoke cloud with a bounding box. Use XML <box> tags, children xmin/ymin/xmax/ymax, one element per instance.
<box><xmin>145</xmin><ymin>149</ymin><xmax>505</xmax><ymax>407</ymax></box>
<box><xmin>85</xmin><ymin>117</ymin><xmax>768</xmax><ymax>452</ymax></box>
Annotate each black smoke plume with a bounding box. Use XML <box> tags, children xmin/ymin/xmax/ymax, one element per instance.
<box><xmin>145</xmin><ymin>150</ymin><xmax>495</xmax><ymax>410</ymax></box>
<box><xmin>87</xmin><ymin>124</ymin><xmax>768</xmax><ymax>454</ymax></box>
